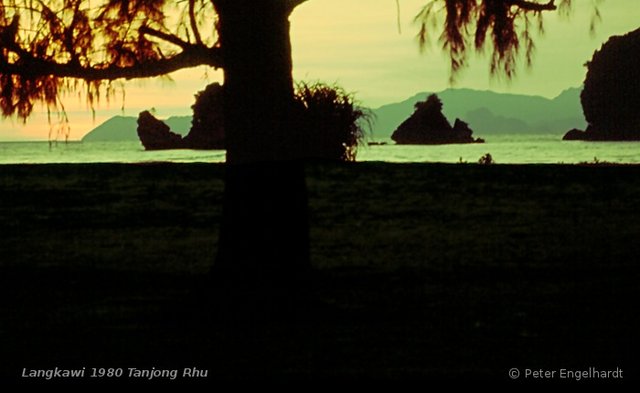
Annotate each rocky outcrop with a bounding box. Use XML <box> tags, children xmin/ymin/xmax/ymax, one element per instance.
<box><xmin>137</xmin><ymin>111</ymin><xmax>185</xmax><ymax>150</ymax></box>
<box><xmin>391</xmin><ymin>94</ymin><xmax>483</xmax><ymax>145</ymax></box>
<box><xmin>137</xmin><ymin>83</ymin><xmax>224</xmax><ymax>150</ymax></box>
<box><xmin>453</xmin><ymin>118</ymin><xmax>484</xmax><ymax>143</ymax></box>
<box><xmin>563</xmin><ymin>28</ymin><xmax>640</xmax><ymax>141</ymax></box>
<box><xmin>137</xmin><ymin>82</ymin><xmax>368</xmax><ymax>161</ymax></box>
<box><xmin>183</xmin><ymin>83</ymin><xmax>224</xmax><ymax>149</ymax></box>
<box><xmin>562</xmin><ymin>128</ymin><xmax>587</xmax><ymax>141</ymax></box>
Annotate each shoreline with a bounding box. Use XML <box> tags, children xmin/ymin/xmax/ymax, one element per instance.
<box><xmin>3</xmin><ymin>135</ymin><xmax>640</xmax><ymax>165</ymax></box>
<box><xmin>2</xmin><ymin>159</ymin><xmax>640</xmax><ymax>165</ymax></box>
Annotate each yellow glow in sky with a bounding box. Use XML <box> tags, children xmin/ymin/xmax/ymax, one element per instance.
<box><xmin>1</xmin><ymin>0</ymin><xmax>639</xmax><ymax>140</ymax></box>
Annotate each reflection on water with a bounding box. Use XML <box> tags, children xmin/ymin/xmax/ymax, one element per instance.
<box><xmin>1</xmin><ymin>135</ymin><xmax>639</xmax><ymax>164</ymax></box>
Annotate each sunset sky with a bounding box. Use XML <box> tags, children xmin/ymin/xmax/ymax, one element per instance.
<box><xmin>1</xmin><ymin>0</ymin><xmax>638</xmax><ymax>141</ymax></box>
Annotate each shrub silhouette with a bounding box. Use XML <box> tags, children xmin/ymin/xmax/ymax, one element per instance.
<box><xmin>295</xmin><ymin>82</ymin><xmax>372</xmax><ymax>162</ymax></box>
<box><xmin>139</xmin><ymin>81</ymin><xmax>371</xmax><ymax>161</ymax></box>
<box><xmin>478</xmin><ymin>153</ymin><xmax>495</xmax><ymax>165</ymax></box>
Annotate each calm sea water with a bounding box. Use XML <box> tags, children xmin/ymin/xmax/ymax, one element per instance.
<box><xmin>1</xmin><ymin>134</ymin><xmax>639</xmax><ymax>164</ymax></box>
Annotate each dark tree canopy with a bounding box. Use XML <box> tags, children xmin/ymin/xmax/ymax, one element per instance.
<box><xmin>0</xmin><ymin>0</ymin><xmax>222</xmax><ymax>120</ymax></box>
<box><xmin>0</xmin><ymin>0</ymin><xmax>568</xmax><ymax>124</ymax></box>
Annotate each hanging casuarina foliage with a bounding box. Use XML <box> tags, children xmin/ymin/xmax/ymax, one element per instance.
<box><xmin>0</xmin><ymin>0</ymin><xmax>572</xmax><ymax>123</ymax></box>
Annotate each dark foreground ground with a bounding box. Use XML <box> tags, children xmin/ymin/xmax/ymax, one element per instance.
<box><xmin>1</xmin><ymin>162</ymin><xmax>639</xmax><ymax>385</ymax></box>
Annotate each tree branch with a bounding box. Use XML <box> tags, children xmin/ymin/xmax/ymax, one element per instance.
<box><xmin>189</xmin><ymin>0</ymin><xmax>204</xmax><ymax>45</ymax></box>
<box><xmin>509</xmin><ymin>0</ymin><xmax>557</xmax><ymax>12</ymax></box>
<box><xmin>0</xmin><ymin>46</ymin><xmax>223</xmax><ymax>81</ymax></box>
<box><xmin>139</xmin><ymin>25</ymin><xmax>191</xmax><ymax>49</ymax></box>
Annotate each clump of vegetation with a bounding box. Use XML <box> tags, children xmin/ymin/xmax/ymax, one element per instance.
<box><xmin>162</xmin><ymin>81</ymin><xmax>371</xmax><ymax>160</ymax></box>
<box><xmin>578</xmin><ymin>157</ymin><xmax>617</xmax><ymax>166</ymax></box>
<box><xmin>295</xmin><ymin>82</ymin><xmax>372</xmax><ymax>162</ymax></box>
<box><xmin>478</xmin><ymin>153</ymin><xmax>495</xmax><ymax>165</ymax></box>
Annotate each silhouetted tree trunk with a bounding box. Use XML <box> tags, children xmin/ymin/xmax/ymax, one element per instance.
<box><xmin>212</xmin><ymin>1</ymin><xmax>310</xmax><ymax>312</ymax></box>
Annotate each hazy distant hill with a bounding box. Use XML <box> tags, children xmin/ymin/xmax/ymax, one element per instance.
<box><xmin>370</xmin><ymin>88</ymin><xmax>586</xmax><ymax>140</ymax></box>
<box><xmin>81</xmin><ymin>115</ymin><xmax>191</xmax><ymax>142</ymax></box>
<box><xmin>164</xmin><ymin>116</ymin><xmax>192</xmax><ymax>134</ymax></box>
<box><xmin>83</xmin><ymin>88</ymin><xmax>586</xmax><ymax>142</ymax></box>
<box><xmin>81</xmin><ymin>116</ymin><xmax>137</xmax><ymax>142</ymax></box>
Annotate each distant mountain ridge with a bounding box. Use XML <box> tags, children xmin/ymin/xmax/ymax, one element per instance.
<box><xmin>81</xmin><ymin>115</ymin><xmax>191</xmax><ymax>142</ymax></box>
<box><xmin>370</xmin><ymin>87</ymin><xmax>586</xmax><ymax>140</ymax></box>
<box><xmin>82</xmin><ymin>88</ymin><xmax>586</xmax><ymax>142</ymax></box>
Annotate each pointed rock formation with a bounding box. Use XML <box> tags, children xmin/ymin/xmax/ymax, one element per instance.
<box><xmin>391</xmin><ymin>94</ymin><xmax>483</xmax><ymax>145</ymax></box>
<box><xmin>137</xmin><ymin>111</ymin><xmax>185</xmax><ymax>150</ymax></box>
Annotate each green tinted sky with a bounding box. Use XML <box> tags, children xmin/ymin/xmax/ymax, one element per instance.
<box><xmin>292</xmin><ymin>0</ymin><xmax>638</xmax><ymax>104</ymax></box>
<box><xmin>1</xmin><ymin>0</ymin><xmax>638</xmax><ymax>140</ymax></box>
